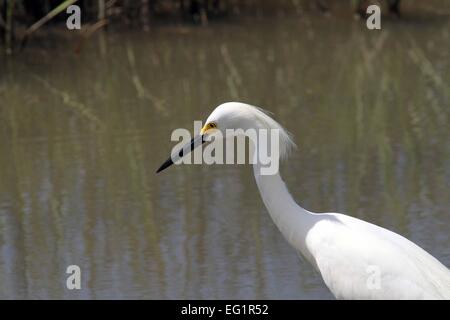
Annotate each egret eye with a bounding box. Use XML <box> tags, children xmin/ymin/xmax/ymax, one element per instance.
<box><xmin>200</xmin><ymin>122</ymin><xmax>217</xmax><ymax>135</ymax></box>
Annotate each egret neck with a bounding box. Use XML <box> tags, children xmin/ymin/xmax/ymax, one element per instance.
<box><xmin>252</xmin><ymin>159</ymin><xmax>317</xmax><ymax>266</ymax></box>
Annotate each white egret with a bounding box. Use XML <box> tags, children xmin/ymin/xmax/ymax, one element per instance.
<box><xmin>157</xmin><ymin>102</ymin><xmax>450</xmax><ymax>299</ymax></box>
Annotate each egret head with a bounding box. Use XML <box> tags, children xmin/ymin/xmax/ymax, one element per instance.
<box><xmin>201</xmin><ymin>102</ymin><xmax>258</xmax><ymax>138</ymax></box>
<box><xmin>156</xmin><ymin>102</ymin><xmax>295</xmax><ymax>173</ymax></box>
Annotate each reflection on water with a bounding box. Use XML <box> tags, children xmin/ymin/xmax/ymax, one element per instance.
<box><xmin>0</xmin><ymin>13</ymin><xmax>449</xmax><ymax>299</ymax></box>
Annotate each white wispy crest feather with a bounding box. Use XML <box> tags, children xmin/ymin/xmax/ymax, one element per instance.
<box><xmin>243</xmin><ymin>103</ymin><xmax>297</xmax><ymax>160</ymax></box>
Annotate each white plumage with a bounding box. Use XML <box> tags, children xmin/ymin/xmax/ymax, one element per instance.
<box><xmin>158</xmin><ymin>102</ymin><xmax>450</xmax><ymax>299</ymax></box>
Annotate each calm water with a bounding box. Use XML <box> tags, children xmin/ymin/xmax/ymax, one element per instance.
<box><xmin>0</xmin><ymin>13</ymin><xmax>450</xmax><ymax>299</ymax></box>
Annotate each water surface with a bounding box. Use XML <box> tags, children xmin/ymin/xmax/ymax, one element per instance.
<box><xmin>0</xmin><ymin>13</ymin><xmax>449</xmax><ymax>299</ymax></box>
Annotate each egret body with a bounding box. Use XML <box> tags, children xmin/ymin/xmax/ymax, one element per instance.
<box><xmin>157</xmin><ymin>102</ymin><xmax>450</xmax><ymax>299</ymax></box>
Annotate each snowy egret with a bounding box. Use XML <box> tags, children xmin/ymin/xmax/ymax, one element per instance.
<box><xmin>156</xmin><ymin>102</ymin><xmax>450</xmax><ymax>299</ymax></box>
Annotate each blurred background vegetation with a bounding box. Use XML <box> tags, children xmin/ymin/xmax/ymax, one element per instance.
<box><xmin>2</xmin><ymin>0</ymin><xmax>450</xmax><ymax>54</ymax></box>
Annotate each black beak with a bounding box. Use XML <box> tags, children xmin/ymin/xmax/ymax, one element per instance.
<box><xmin>156</xmin><ymin>135</ymin><xmax>206</xmax><ymax>173</ymax></box>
